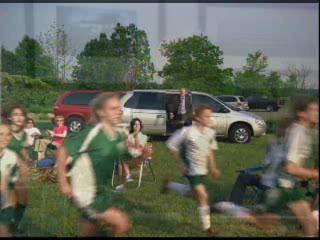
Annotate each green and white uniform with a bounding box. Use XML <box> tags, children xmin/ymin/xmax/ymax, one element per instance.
<box><xmin>64</xmin><ymin>123</ymin><xmax>130</xmax><ymax>221</ymax></box>
<box><xmin>0</xmin><ymin>149</ymin><xmax>20</xmax><ymax>224</ymax></box>
<box><xmin>7</xmin><ymin>131</ymin><xmax>27</xmax><ymax>154</ymax></box>
<box><xmin>166</xmin><ymin>125</ymin><xmax>218</xmax><ymax>187</ymax></box>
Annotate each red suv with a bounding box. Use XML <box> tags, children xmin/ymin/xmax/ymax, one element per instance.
<box><xmin>54</xmin><ymin>90</ymin><xmax>126</xmax><ymax>133</ymax></box>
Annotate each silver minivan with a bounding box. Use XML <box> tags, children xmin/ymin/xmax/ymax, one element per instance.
<box><xmin>217</xmin><ymin>95</ymin><xmax>249</xmax><ymax>111</ymax></box>
<box><xmin>120</xmin><ymin>90</ymin><xmax>266</xmax><ymax>143</ymax></box>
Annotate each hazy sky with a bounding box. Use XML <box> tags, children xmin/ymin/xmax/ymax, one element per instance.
<box><xmin>0</xmin><ymin>3</ymin><xmax>318</xmax><ymax>87</ymax></box>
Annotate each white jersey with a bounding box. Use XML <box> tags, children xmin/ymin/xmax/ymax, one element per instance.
<box><xmin>0</xmin><ymin>148</ymin><xmax>20</xmax><ymax>209</ymax></box>
<box><xmin>24</xmin><ymin>127</ymin><xmax>41</xmax><ymax>146</ymax></box>
<box><xmin>166</xmin><ymin>125</ymin><xmax>218</xmax><ymax>176</ymax></box>
<box><xmin>286</xmin><ymin>122</ymin><xmax>312</xmax><ymax>167</ymax></box>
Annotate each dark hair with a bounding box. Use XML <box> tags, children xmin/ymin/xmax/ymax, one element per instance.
<box><xmin>130</xmin><ymin>118</ymin><xmax>143</xmax><ymax>134</ymax></box>
<box><xmin>291</xmin><ymin>95</ymin><xmax>315</xmax><ymax>121</ymax></box>
<box><xmin>275</xmin><ymin>117</ymin><xmax>292</xmax><ymax>139</ymax></box>
<box><xmin>2</xmin><ymin>102</ymin><xmax>27</xmax><ymax>125</ymax></box>
<box><xmin>192</xmin><ymin>105</ymin><xmax>212</xmax><ymax>121</ymax></box>
<box><xmin>26</xmin><ymin>118</ymin><xmax>35</xmax><ymax>126</ymax></box>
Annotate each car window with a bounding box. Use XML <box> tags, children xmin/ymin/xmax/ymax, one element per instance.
<box><xmin>227</xmin><ymin>96</ymin><xmax>237</xmax><ymax>102</ymax></box>
<box><xmin>136</xmin><ymin>92</ymin><xmax>165</xmax><ymax>110</ymax></box>
<box><xmin>62</xmin><ymin>92</ymin><xmax>100</xmax><ymax>106</ymax></box>
<box><xmin>124</xmin><ymin>92</ymin><xmax>141</xmax><ymax>108</ymax></box>
<box><xmin>192</xmin><ymin>94</ymin><xmax>223</xmax><ymax>113</ymax></box>
<box><xmin>217</xmin><ymin>96</ymin><xmax>225</xmax><ymax>102</ymax></box>
<box><xmin>239</xmin><ymin>96</ymin><xmax>245</xmax><ymax>102</ymax></box>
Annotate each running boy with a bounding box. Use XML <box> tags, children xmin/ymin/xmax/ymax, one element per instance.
<box><xmin>3</xmin><ymin>104</ymin><xmax>29</xmax><ymax>234</ymax></box>
<box><xmin>165</xmin><ymin>105</ymin><xmax>221</xmax><ymax>236</ymax></box>
<box><xmin>56</xmin><ymin>93</ymin><xmax>135</xmax><ymax>237</ymax></box>
<box><xmin>0</xmin><ymin>123</ymin><xmax>21</xmax><ymax>237</ymax></box>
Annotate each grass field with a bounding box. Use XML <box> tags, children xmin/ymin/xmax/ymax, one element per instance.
<box><xmin>20</xmin><ymin>121</ymin><xmax>311</xmax><ymax>237</ymax></box>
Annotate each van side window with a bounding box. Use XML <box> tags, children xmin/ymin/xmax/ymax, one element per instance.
<box><xmin>136</xmin><ymin>92</ymin><xmax>165</xmax><ymax>110</ymax></box>
<box><xmin>192</xmin><ymin>94</ymin><xmax>223</xmax><ymax>113</ymax></box>
<box><xmin>62</xmin><ymin>92</ymin><xmax>99</xmax><ymax>105</ymax></box>
<box><xmin>124</xmin><ymin>92</ymin><xmax>141</xmax><ymax>108</ymax></box>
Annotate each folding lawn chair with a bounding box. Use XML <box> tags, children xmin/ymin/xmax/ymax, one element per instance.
<box><xmin>112</xmin><ymin>155</ymin><xmax>156</xmax><ymax>190</ymax></box>
<box><xmin>235</xmin><ymin>165</ymin><xmax>266</xmax><ymax>206</ymax></box>
<box><xmin>36</xmin><ymin>157</ymin><xmax>57</xmax><ymax>183</ymax></box>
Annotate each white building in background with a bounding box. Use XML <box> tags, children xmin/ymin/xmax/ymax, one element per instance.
<box><xmin>0</xmin><ymin>3</ymin><xmax>318</xmax><ymax>87</ymax></box>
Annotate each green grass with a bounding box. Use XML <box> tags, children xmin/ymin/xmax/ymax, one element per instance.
<box><xmin>22</xmin><ymin>121</ymin><xmax>307</xmax><ymax>237</ymax></box>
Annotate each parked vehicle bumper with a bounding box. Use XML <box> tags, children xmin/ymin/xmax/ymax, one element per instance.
<box><xmin>253</xmin><ymin>124</ymin><xmax>267</xmax><ymax>137</ymax></box>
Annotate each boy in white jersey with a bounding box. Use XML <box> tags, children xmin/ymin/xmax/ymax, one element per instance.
<box><xmin>281</xmin><ymin>96</ymin><xmax>319</xmax><ymax>237</ymax></box>
<box><xmin>0</xmin><ymin>123</ymin><xmax>21</xmax><ymax>237</ymax></box>
<box><xmin>165</xmin><ymin>105</ymin><xmax>221</xmax><ymax>236</ymax></box>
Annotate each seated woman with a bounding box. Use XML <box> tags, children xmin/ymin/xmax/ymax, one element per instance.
<box><xmin>34</xmin><ymin>115</ymin><xmax>67</xmax><ymax>160</ymax></box>
<box><xmin>120</xmin><ymin>118</ymin><xmax>151</xmax><ymax>182</ymax></box>
<box><xmin>24</xmin><ymin>118</ymin><xmax>41</xmax><ymax>147</ymax></box>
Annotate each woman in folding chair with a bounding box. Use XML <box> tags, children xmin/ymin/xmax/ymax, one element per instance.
<box><xmin>34</xmin><ymin>115</ymin><xmax>67</xmax><ymax>160</ymax></box>
<box><xmin>114</xmin><ymin>118</ymin><xmax>154</xmax><ymax>190</ymax></box>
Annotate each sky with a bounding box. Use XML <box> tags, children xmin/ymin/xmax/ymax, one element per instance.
<box><xmin>0</xmin><ymin>3</ymin><xmax>318</xmax><ymax>88</ymax></box>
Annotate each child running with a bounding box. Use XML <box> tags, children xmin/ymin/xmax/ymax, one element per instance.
<box><xmin>164</xmin><ymin>105</ymin><xmax>221</xmax><ymax>236</ymax></box>
<box><xmin>56</xmin><ymin>93</ymin><xmax>133</xmax><ymax>237</ymax></box>
<box><xmin>2</xmin><ymin>104</ymin><xmax>29</xmax><ymax>235</ymax></box>
<box><xmin>0</xmin><ymin>122</ymin><xmax>22</xmax><ymax>237</ymax></box>
<box><xmin>215</xmin><ymin>96</ymin><xmax>319</xmax><ymax>237</ymax></box>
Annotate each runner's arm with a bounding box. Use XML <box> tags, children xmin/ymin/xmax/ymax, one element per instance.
<box><xmin>56</xmin><ymin>146</ymin><xmax>72</xmax><ymax>197</ymax></box>
<box><xmin>285</xmin><ymin>161</ymin><xmax>318</xmax><ymax>180</ymax></box>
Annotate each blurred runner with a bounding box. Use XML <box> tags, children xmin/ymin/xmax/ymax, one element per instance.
<box><xmin>164</xmin><ymin>105</ymin><xmax>221</xmax><ymax>236</ymax></box>
<box><xmin>56</xmin><ymin>93</ymin><xmax>134</xmax><ymax>237</ymax></box>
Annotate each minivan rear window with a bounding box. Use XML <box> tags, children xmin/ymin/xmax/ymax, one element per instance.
<box><xmin>62</xmin><ymin>92</ymin><xmax>101</xmax><ymax>106</ymax></box>
<box><xmin>239</xmin><ymin>97</ymin><xmax>245</xmax><ymax>102</ymax></box>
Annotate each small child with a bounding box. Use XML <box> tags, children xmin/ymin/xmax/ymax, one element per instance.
<box><xmin>0</xmin><ymin>123</ymin><xmax>21</xmax><ymax>237</ymax></box>
<box><xmin>164</xmin><ymin>105</ymin><xmax>221</xmax><ymax>236</ymax></box>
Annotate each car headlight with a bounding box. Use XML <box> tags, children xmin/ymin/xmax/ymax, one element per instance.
<box><xmin>255</xmin><ymin>119</ymin><xmax>266</xmax><ymax>127</ymax></box>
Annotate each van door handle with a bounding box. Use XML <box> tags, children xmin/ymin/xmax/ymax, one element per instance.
<box><xmin>156</xmin><ymin>115</ymin><xmax>165</xmax><ymax>118</ymax></box>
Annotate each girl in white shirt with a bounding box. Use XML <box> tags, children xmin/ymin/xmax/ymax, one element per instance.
<box><xmin>24</xmin><ymin>118</ymin><xmax>41</xmax><ymax>147</ymax></box>
<box><xmin>122</xmin><ymin>118</ymin><xmax>150</xmax><ymax>182</ymax></box>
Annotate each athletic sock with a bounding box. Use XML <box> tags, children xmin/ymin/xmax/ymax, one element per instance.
<box><xmin>167</xmin><ymin>182</ymin><xmax>192</xmax><ymax>196</ymax></box>
<box><xmin>198</xmin><ymin>205</ymin><xmax>211</xmax><ymax>230</ymax></box>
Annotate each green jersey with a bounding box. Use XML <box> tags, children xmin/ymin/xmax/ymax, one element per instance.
<box><xmin>64</xmin><ymin>123</ymin><xmax>130</xmax><ymax>213</ymax></box>
<box><xmin>7</xmin><ymin>131</ymin><xmax>27</xmax><ymax>153</ymax></box>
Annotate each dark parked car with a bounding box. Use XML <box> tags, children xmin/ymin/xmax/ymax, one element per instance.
<box><xmin>53</xmin><ymin>90</ymin><xmax>126</xmax><ymax>133</ymax></box>
<box><xmin>245</xmin><ymin>95</ymin><xmax>280</xmax><ymax>112</ymax></box>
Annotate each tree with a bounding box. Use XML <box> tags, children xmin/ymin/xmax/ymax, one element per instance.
<box><xmin>265</xmin><ymin>71</ymin><xmax>284</xmax><ymax>98</ymax></box>
<box><xmin>73</xmin><ymin>23</ymin><xmax>154</xmax><ymax>89</ymax></box>
<box><xmin>242</xmin><ymin>50</ymin><xmax>269</xmax><ymax>74</ymax></box>
<box><xmin>159</xmin><ymin>34</ymin><xmax>234</xmax><ymax>94</ymax></box>
<box><xmin>282</xmin><ymin>64</ymin><xmax>313</xmax><ymax>89</ymax></box>
<box><xmin>38</xmin><ymin>21</ymin><xmax>76</xmax><ymax>81</ymax></box>
<box><xmin>1</xmin><ymin>45</ymin><xmax>20</xmax><ymax>75</ymax></box>
<box><xmin>234</xmin><ymin>50</ymin><xmax>270</xmax><ymax>96</ymax></box>
<box><xmin>13</xmin><ymin>35</ymin><xmax>54</xmax><ymax>79</ymax></box>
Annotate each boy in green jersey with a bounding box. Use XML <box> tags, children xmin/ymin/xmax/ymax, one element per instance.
<box><xmin>57</xmin><ymin>93</ymin><xmax>148</xmax><ymax>236</ymax></box>
<box><xmin>2</xmin><ymin>104</ymin><xmax>29</xmax><ymax>234</ymax></box>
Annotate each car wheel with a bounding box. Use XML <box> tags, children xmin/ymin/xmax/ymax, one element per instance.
<box><xmin>67</xmin><ymin>117</ymin><xmax>85</xmax><ymax>134</ymax></box>
<box><xmin>229</xmin><ymin>123</ymin><xmax>251</xmax><ymax>144</ymax></box>
<box><xmin>266</xmin><ymin>105</ymin><xmax>274</xmax><ymax>112</ymax></box>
